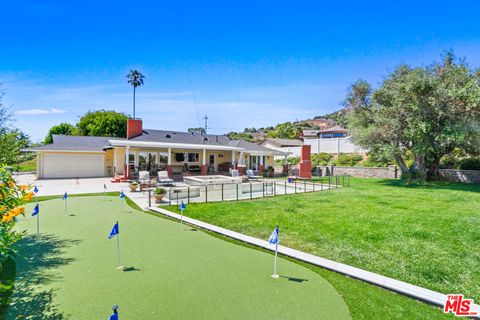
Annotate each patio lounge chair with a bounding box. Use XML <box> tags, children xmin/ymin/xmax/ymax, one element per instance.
<box><xmin>157</xmin><ymin>171</ymin><xmax>174</xmax><ymax>186</ymax></box>
<box><xmin>246</xmin><ymin>169</ymin><xmax>262</xmax><ymax>180</ymax></box>
<box><xmin>139</xmin><ymin>171</ymin><xmax>150</xmax><ymax>184</ymax></box>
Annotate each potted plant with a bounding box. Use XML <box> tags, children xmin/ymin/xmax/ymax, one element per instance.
<box><xmin>129</xmin><ymin>181</ymin><xmax>139</xmax><ymax>192</ymax></box>
<box><xmin>153</xmin><ymin>187</ymin><xmax>167</xmax><ymax>203</ymax></box>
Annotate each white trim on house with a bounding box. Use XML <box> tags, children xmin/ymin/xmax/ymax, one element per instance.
<box><xmin>108</xmin><ymin>139</ymin><xmax>244</xmax><ymax>151</ymax></box>
<box><xmin>24</xmin><ymin>149</ymin><xmax>106</xmax><ymax>153</ymax></box>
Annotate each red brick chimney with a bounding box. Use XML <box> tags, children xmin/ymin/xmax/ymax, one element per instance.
<box><xmin>127</xmin><ymin>119</ymin><xmax>143</xmax><ymax>139</ymax></box>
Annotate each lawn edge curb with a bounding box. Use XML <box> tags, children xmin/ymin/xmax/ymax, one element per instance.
<box><xmin>149</xmin><ymin>206</ymin><xmax>480</xmax><ymax>316</ymax></box>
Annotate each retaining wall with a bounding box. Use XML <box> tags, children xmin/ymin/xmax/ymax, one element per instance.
<box><xmin>316</xmin><ymin>165</ymin><xmax>398</xmax><ymax>179</ymax></box>
<box><xmin>438</xmin><ymin>169</ymin><xmax>480</xmax><ymax>184</ymax></box>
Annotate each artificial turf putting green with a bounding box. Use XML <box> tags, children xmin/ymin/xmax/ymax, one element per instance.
<box><xmin>7</xmin><ymin>196</ymin><xmax>350</xmax><ymax>320</ymax></box>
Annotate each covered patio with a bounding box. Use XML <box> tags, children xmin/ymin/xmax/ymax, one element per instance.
<box><xmin>109</xmin><ymin>139</ymin><xmax>262</xmax><ymax>180</ymax></box>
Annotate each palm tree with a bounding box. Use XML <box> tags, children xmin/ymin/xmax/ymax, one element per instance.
<box><xmin>126</xmin><ymin>70</ymin><xmax>145</xmax><ymax>119</ymax></box>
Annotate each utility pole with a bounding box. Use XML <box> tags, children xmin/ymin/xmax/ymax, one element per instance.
<box><xmin>203</xmin><ymin>115</ymin><xmax>208</xmax><ymax>134</ymax></box>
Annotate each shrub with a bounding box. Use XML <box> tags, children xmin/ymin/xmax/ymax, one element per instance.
<box><xmin>458</xmin><ymin>158</ymin><xmax>480</xmax><ymax>170</ymax></box>
<box><xmin>154</xmin><ymin>187</ymin><xmax>166</xmax><ymax>195</ymax></box>
<box><xmin>361</xmin><ymin>154</ymin><xmax>392</xmax><ymax>167</ymax></box>
<box><xmin>288</xmin><ymin>157</ymin><xmax>300</xmax><ymax>165</ymax></box>
<box><xmin>0</xmin><ymin>166</ymin><xmax>30</xmax><ymax>267</ymax></box>
<box><xmin>311</xmin><ymin>153</ymin><xmax>333</xmax><ymax>166</ymax></box>
<box><xmin>332</xmin><ymin>153</ymin><xmax>363</xmax><ymax>166</ymax></box>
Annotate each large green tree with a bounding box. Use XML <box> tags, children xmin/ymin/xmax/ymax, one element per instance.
<box><xmin>77</xmin><ymin>110</ymin><xmax>128</xmax><ymax>137</ymax></box>
<box><xmin>44</xmin><ymin>122</ymin><xmax>78</xmax><ymax>144</ymax></box>
<box><xmin>0</xmin><ymin>87</ymin><xmax>32</xmax><ymax>166</ymax></box>
<box><xmin>348</xmin><ymin>53</ymin><xmax>480</xmax><ymax>180</ymax></box>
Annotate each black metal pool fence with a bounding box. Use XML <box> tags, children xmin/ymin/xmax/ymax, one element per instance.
<box><xmin>162</xmin><ymin>176</ymin><xmax>351</xmax><ymax>205</ymax></box>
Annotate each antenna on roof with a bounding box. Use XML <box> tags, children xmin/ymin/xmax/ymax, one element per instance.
<box><xmin>203</xmin><ymin>115</ymin><xmax>208</xmax><ymax>134</ymax></box>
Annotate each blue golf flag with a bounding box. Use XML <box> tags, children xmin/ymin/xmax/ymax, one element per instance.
<box><xmin>180</xmin><ymin>201</ymin><xmax>186</xmax><ymax>211</ymax></box>
<box><xmin>32</xmin><ymin>204</ymin><xmax>39</xmax><ymax>216</ymax></box>
<box><xmin>33</xmin><ymin>186</ymin><xmax>39</xmax><ymax>194</ymax></box>
<box><xmin>108</xmin><ymin>222</ymin><xmax>119</xmax><ymax>239</ymax></box>
<box><xmin>268</xmin><ymin>226</ymin><xmax>279</xmax><ymax>245</ymax></box>
<box><xmin>120</xmin><ymin>191</ymin><xmax>125</xmax><ymax>199</ymax></box>
<box><xmin>63</xmin><ymin>192</ymin><xmax>68</xmax><ymax>200</ymax></box>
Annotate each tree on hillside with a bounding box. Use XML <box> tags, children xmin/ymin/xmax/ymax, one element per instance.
<box><xmin>44</xmin><ymin>122</ymin><xmax>78</xmax><ymax>144</ymax></box>
<box><xmin>126</xmin><ymin>70</ymin><xmax>145</xmax><ymax>119</ymax></box>
<box><xmin>77</xmin><ymin>110</ymin><xmax>128</xmax><ymax>137</ymax></box>
<box><xmin>348</xmin><ymin>52</ymin><xmax>480</xmax><ymax>180</ymax></box>
<box><xmin>274</xmin><ymin>122</ymin><xmax>298</xmax><ymax>139</ymax></box>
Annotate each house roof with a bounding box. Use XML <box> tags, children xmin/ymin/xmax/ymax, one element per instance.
<box><xmin>129</xmin><ymin>129</ymin><xmax>232</xmax><ymax>146</ymax></box>
<box><xmin>318</xmin><ymin>125</ymin><xmax>348</xmax><ymax>133</ymax></box>
<box><xmin>302</xmin><ymin>130</ymin><xmax>321</xmax><ymax>137</ymax></box>
<box><xmin>228</xmin><ymin>140</ymin><xmax>285</xmax><ymax>155</ymax></box>
<box><xmin>23</xmin><ymin>135</ymin><xmax>120</xmax><ymax>152</ymax></box>
<box><xmin>26</xmin><ymin>131</ymin><xmax>287</xmax><ymax>155</ymax></box>
<box><xmin>302</xmin><ymin>125</ymin><xmax>348</xmax><ymax>137</ymax></box>
<box><xmin>259</xmin><ymin>138</ymin><xmax>303</xmax><ymax>147</ymax></box>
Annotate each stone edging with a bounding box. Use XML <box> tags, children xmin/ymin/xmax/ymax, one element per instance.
<box><xmin>149</xmin><ymin>206</ymin><xmax>480</xmax><ymax>315</ymax></box>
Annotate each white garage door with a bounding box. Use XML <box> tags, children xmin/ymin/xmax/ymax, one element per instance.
<box><xmin>43</xmin><ymin>154</ymin><xmax>105</xmax><ymax>178</ymax></box>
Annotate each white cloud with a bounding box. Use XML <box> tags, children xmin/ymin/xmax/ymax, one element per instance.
<box><xmin>15</xmin><ymin>108</ymin><xmax>66</xmax><ymax>115</ymax></box>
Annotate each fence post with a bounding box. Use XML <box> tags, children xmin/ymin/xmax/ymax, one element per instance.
<box><xmin>250</xmin><ymin>182</ymin><xmax>252</xmax><ymax>199</ymax></box>
<box><xmin>205</xmin><ymin>185</ymin><xmax>208</xmax><ymax>203</ymax></box>
<box><xmin>304</xmin><ymin>179</ymin><xmax>306</xmax><ymax>193</ymax></box>
<box><xmin>169</xmin><ymin>189</ymin><xmax>171</xmax><ymax>206</ymax></box>
<box><xmin>236</xmin><ymin>183</ymin><xmax>239</xmax><ymax>201</ymax></box>
<box><xmin>295</xmin><ymin>180</ymin><xmax>297</xmax><ymax>194</ymax></box>
<box><xmin>274</xmin><ymin>181</ymin><xmax>276</xmax><ymax>196</ymax></box>
<box><xmin>313</xmin><ymin>181</ymin><xmax>315</xmax><ymax>192</ymax></box>
<box><xmin>285</xmin><ymin>181</ymin><xmax>287</xmax><ymax>195</ymax></box>
<box><xmin>187</xmin><ymin>187</ymin><xmax>190</xmax><ymax>204</ymax></box>
<box><xmin>148</xmin><ymin>188</ymin><xmax>151</xmax><ymax>207</ymax></box>
<box><xmin>222</xmin><ymin>183</ymin><xmax>224</xmax><ymax>202</ymax></box>
<box><xmin>328</xmin><ymin>176</ymin><xmax>331</xmax><ymax>189</ymax></box>
<box><xmin>262</xmin><ymin>182</ymin><xmax>265</xmax><ymax>197</ymax></box>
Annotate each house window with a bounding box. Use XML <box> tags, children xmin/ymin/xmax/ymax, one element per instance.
<box><xmin>186</xmin><ymin>152</ymin><xmax>199</xmax><ymax>162</ymax></box>
<box><xmin>138</xmin><ymin>152</ymin><xmax>148</xmax><ymax>166</ymax></box>
<box><xmin>128</xmin><ymin>153</ymin><xmax>135</xmax><ymax>165</ymax></box>
<box><xmin>158</xmin><ymin>152</ymin><xmax>168</xmax><ymax>164</ymax></box>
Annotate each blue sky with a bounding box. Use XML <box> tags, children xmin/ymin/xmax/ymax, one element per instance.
<box><xmin>1</xmin><ymin>1</ymin><xmax>480</xmax><ymax>141</ymax></box>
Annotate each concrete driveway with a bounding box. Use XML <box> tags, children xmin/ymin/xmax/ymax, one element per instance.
<box><xmin>15</xmin><ymin>174</ymin><xmax>152</xmax><ymax>209</ymax></box>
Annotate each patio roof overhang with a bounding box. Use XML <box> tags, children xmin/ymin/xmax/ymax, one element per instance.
<box><xmin>248</xmin><ymin>150</ymin><xmax>289</xmax><ymax>156</ymax></box>
<box><xmin>108</xmin><ymin>139</ymin><xmax>244</xmax><ymax>151</ymax></box>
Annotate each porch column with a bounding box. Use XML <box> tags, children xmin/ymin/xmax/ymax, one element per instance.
<box><xmin>125</xmin><ymin>145</ymin><xmax>130</xmax><ymax>178</ymax></box>
<box><xmin>113</xmin><ymin>148</ymin><xmax>117</xmax><ymax>174</ymax></box>
<box><xmin>238</xmin><ymin>151</ymin><xmax>245</xmax><ymax>175</ymax></box>
<box><xmin>166</xmin><ymin>147</ymin><xmax>173</xmax><ymax>177</ymax></box>
<box><xmin>232</xmin><ymin>150</ymin><xmax>236</xmax><ymax>169</ymax></box>
<box><xmin>201</xmin><ymin>148</ymin><xmax>208</xmax><ymax>175</ymax></box>
<box><xmin>259</xmin><ymin>154</ymin><xmax>265</xmax><ymax>174</ymax></box>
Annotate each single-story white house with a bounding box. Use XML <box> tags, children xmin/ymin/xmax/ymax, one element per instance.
<box><xmin>259</xmin><ymin>138</ymin><xmax>303</xmax><ymax>159</ymax></box>
<box><xmin>25</xmin><ymin>119</ymin><xmax>287</xmax><ymax>179</ymax></box>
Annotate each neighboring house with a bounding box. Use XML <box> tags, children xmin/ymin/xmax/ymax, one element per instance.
<box><xmin>259</xmin><ymin>138</ymin><xmax>303</xmax><ymax>159</ymax></box>
<box><xmin>25</xmin><ymin>119</ymin><xmax>286</xmax><ymax>179</ymax></box>
<box><xmin>302</xmin><ymin>125</ymin><xmax>365</xmax><ymax>154</ymax></box>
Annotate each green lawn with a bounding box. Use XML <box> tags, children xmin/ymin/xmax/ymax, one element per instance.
<box><xmin>5</xmin><ymin>196</ymin><xmax>351</xmax><ymax>320</ymax></box>
<box><xmin>14</xmin><ymin>159</ymin><xmax>36</xmax><ymax>172</ymax></box>
<box><xmin>169</xmin><ymin>178</ymin><xmax>480</xmax><ymax>304</ymax></box>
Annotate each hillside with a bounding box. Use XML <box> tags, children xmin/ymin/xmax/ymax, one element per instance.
<box><xmin>227</xmin><ymin>109</ymin><xmax>345</xmax><ymax>141</ymax></box>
